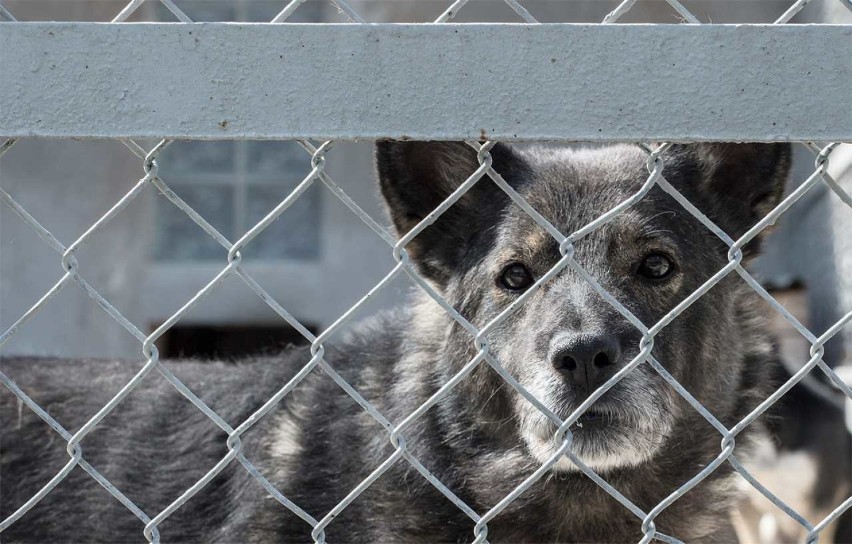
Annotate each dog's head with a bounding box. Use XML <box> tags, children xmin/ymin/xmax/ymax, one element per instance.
<box><xmin>376</xmin><ymin>141</ymin><xmax>790</xmax><ymax>473</ymax></box>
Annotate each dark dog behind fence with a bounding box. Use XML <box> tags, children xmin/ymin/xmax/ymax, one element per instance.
<box><xmin>1</xmin><ymin>0</ymin><xmax>851</xmax><ymax>542</ymax></box>
<box><xmin>1</xmin><ymin>140</ymin><xmax>850</xmax><ymax>543</ymax></box>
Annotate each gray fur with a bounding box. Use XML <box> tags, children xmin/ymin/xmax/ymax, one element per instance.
<box><xmin>1</xmin><ymin>142</ymin><xmax>791</xmax><ymax>543</ymax></box>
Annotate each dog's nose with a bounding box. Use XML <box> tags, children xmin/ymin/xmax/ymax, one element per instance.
<box><xmin>550</xmin><ymin>334</ymin><xmax>620</xmax><ymax>393</ymax></box>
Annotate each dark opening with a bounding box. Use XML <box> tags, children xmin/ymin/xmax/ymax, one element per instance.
<box><xmin>156</xmin><ymin>324</ymin><xmax>316</xmax><ymax>359</ymax></box>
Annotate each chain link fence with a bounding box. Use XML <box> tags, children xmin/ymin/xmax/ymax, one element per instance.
<box><xmin>1</xmin><ymin>0</ymin><xmax>851</xmax><ymax>542</ymax></box>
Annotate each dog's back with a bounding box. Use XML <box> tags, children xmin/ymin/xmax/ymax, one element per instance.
<box><xmin>0</xmin><ymin>353</ymin><xmax>307</xmax><ymax>542</ymax></box>
<box><xmin>0</xmin><ymin>310</ymin><xmax>424</xmax><ymax>543</ymax></box>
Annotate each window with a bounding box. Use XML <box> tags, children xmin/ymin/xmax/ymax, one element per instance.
<box><xmin>155</xmin><ymin>141</ymin><xmax>322</xmax><ymax>261</ymax></box>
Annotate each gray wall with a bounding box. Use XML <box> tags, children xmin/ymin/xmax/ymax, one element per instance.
<box><xmin>0</xmin><ymin>138</ymin><xmax>406</xmax><ymax>358</ymax></box>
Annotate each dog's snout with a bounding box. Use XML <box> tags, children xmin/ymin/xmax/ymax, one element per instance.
<box><xmin>550</xmin><ymin>334</ymin><xmax>620</xmax><ymax>392</ymax></box>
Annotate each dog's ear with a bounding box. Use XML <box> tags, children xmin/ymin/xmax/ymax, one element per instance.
<box><xmin>376</xmin><ymin>141</ymin><xmax>528</xmax><ymax>285</ymax></box>
<box><xmin>663</xmin><ymin>143</ymin><xmax>792</xmax><ymax>251</ymax></box>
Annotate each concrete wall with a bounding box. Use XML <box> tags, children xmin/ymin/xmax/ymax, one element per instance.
<box><xmin>0</xmin><ymin>138</ymin><xmax>405</xmax><ymax>358</ymax></box>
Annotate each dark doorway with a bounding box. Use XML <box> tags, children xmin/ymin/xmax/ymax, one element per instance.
<box><xmin>156</xmin><ymin>324</ymin><xmax>316</xmax><ymax>359</ymax></box>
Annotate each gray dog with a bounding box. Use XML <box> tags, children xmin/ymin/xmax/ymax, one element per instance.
<box><xmin>0</xmin><ymin>141</ymin><xmax>791</xmax><ymax>543</ymax></box>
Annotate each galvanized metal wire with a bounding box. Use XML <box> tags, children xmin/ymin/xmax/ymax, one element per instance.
<box><xmin>1</xmin><ymin>1</ymin><xmax>851</xmax><ymax>543</ymax></box>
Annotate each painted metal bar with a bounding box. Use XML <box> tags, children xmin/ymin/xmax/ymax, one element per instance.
<box><xmin>1</xmin><ymin>23</ymin><xmax>850</xmax><ymax>141</ymax></box>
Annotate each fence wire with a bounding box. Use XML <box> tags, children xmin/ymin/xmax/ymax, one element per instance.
<box><xmin>1</xmin><ymin>0</ymin><xmax>851</xmax><ymax>543</ymax></box>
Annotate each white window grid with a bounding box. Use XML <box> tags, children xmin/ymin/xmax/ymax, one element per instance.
<box><xmin>154</xmin><ymin>140</ymin><xmax>322</xmax><ymax>262</ymax></box>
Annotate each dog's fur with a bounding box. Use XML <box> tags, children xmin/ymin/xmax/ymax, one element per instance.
<box><xmin>0</xmin><ymin>142</ymin><xmax>791</xmax><ymax>543</ymax></box>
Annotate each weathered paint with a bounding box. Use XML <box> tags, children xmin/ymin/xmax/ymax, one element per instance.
<box><xmin>1</xmin><ymin>23</ymin><xmax>850</xmax><ymax>141</ymax></box>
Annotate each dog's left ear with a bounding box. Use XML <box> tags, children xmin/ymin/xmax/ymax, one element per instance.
<box><xmin>375</xmin><ymin>141</ymin><xmax>529</xmax><ymax>286</ymax></box>
<box><xmin>664</xmin><ymin>143</ymin><xmax>792</xmax><ymax>249</ymax></box>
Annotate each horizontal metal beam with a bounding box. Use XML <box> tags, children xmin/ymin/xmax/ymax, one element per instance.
<box><xmin>1</xmin><ymin>23</ymin><xmax>850</xmax><ymax>141</ymax></box>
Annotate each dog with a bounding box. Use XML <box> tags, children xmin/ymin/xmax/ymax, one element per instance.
<box><xmin>0</xmin><ymin>141</ymin><xmax>791</xmax><ymax>543</ymax></box>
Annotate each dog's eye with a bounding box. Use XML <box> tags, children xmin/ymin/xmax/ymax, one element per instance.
<box><xmin>499</xmin><ymin>263</ymin><xmax>534</xmax><ymax>291</ymax></box>
<box><xmin>637</xmin><ymin>253</ymin><xmax>674</xmax><ymax>280</ymax></box>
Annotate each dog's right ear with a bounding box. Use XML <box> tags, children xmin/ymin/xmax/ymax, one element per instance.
<box><xmin>663</xmin><ymin>143</ymin><xmax>792</xmax><ymax>253</ymax></box>
<box><xmin>376</xmin><ymin>141</ymin><xmax>528</xmax><ymax>286</ymax></box>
